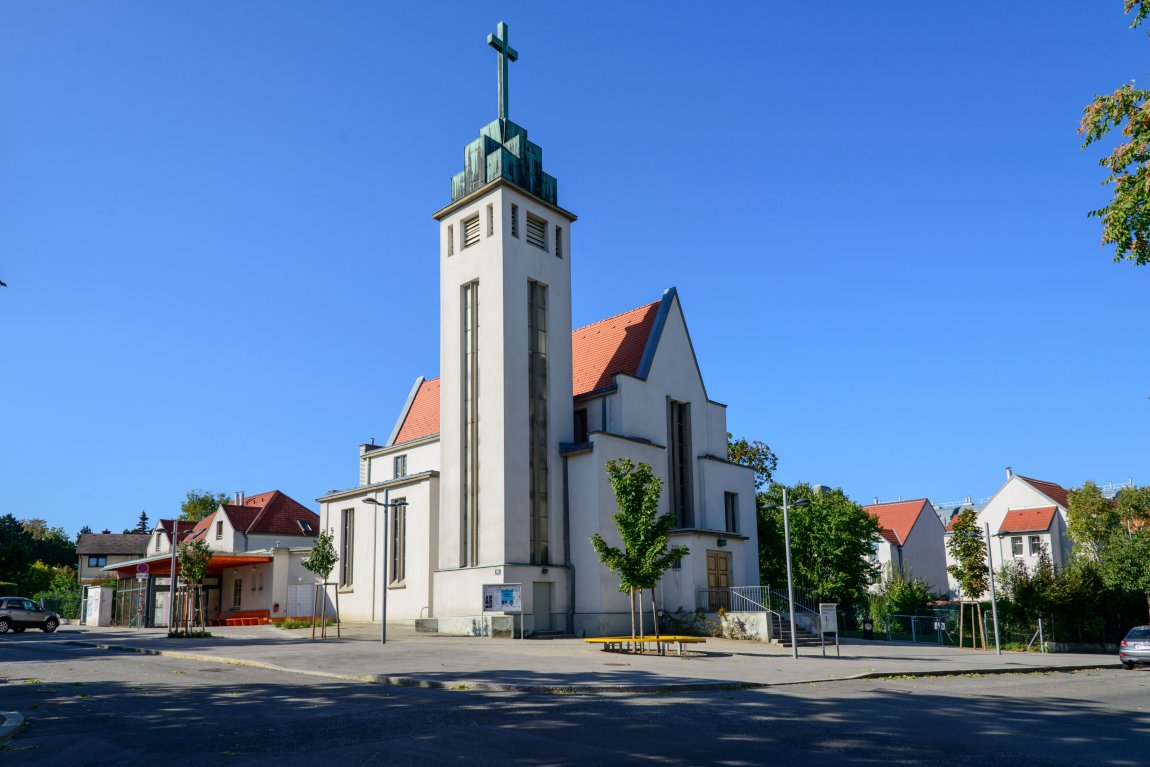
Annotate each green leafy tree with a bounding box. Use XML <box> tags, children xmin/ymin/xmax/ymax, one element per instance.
<box><xmin>591</xmin><ymin>459</ymin><xmax>688</xmax><ymax>641</ymax></box>
<box><xmin>1067</xmin><ymin>481</ymin><xmax>1120</xmax><ymax>561</ymax></box>
<box><xmin>75</xmin><ymin>525</ymin><xmax>93</xmax><ymax>543</ymax></box>
<box><xmin>726</xmin><ymin>433</ymin><xmax>778</xmax><ymax>490</ymax></box>
<box><xmin>946</xmin><ymin>507</ymin><xmax>989</xmax><ymax>600</ymax></box>
<box><xmin>0</xmin><ymin>514</ymin><xmax>34</xmax><ymax>585</ymax></box>
<box><xmin>180</xmin><ymin>490</ymin><xmax>228</xmax><ymax>522</ymax></box>
<box><xmin>758</xmin><ymin>483</ymin><xmax>881</xmax><ymax>606</ymax></box>
<box><xmin>176</xmin><ymin>539</ymin><xmax>213</xmax><ymax>633</ymax></box>
<box><xmin>301</xmin><ymin>529</ymin><xmax>339</xmax><ymax>582</ymax></box>
<box><xmin>1117</xmin><ymin>485</ymin><xmax>1150</xmax><ymax>531</ymax></box>
<box><xmin>19</xmin><ymin>560</ymin><xmax>53</xmax><ymax>597</ymax></box>
<box><xmin>868</xmin><ymin>564</ymin><xmax>938</xmax><ymax>627</ymax></box>
<box><xmin>1100</xmin><ymin>530</ymin><xmax>1150</xmax><ymax>623</ymax></box>
<box><xmin>1079</xmin><ymin>1</ymin><xmax>1150</xmax><ymax>265</ymax></box>
<box><xmin>135</xmin><ymin>511</ymin><xmax>150</xmax><ymax>533</ymax></box>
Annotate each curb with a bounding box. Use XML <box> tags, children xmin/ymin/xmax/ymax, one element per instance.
<box><xmin>59</xmin><ymin>639</ymin><xmax>1123</xmax><ymax>694</ymax></box>
<box><xmin>0</xmin><ymin>711</ymin><xmax>25</xmax><ymax>743</ymax></box>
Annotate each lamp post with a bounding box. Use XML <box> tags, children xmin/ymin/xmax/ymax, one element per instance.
<box><xmin>363</xmin><ymin>493</ymin><xmax>400</xmax><ymax>645</ymax></box>
<box><xmin>984</xmin><ymin>523</ymin><xmax>1002</xmax><ymax>656</ymax></box>
<box><xmin>764</xmin><ymin>488</ymin><xmax>811</xmax><ymax>659</ymax></box>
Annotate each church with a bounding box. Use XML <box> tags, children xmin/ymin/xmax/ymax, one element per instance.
<box><xmin>317</xmin><ymin>23</ymin><xmax>759</xmax><ymax>637</ymax></box>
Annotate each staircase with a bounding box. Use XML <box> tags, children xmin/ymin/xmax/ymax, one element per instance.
<box><xmin>770</xmin><ymin>614</ymin><xmax>822</xmax><ymax>648</ymax></box>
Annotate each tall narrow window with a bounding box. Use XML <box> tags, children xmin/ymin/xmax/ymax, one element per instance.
<box><xmin>447</xmin><ymin>225</ymin><xmax>454</xmax><ymax>256</ymax></box>
<box><xmin>394</xmin><ymin>454</ymin><xmax>407</xmax><ymax>479</ymax></box>
<box><xmin>1011</xmin><ymin>536</ymin><xmax>1023</xmax><ymax>558</ymax></box>
<box><xmin>391</xmin><ymin>498</ymin><xmax>407</xmax><ymax>584</ymax></box>
<box><xmin>487</xmin><ymin>204</ymin><xmax>494</xmax><ymax>237</ymax></box>
<box><xmin>340</xmin><ymin>508</ymin><xmax>355</xmax><ymax>586</ymax></box>
<box><xmin>574</xmin><ymin>408</ymin><xmax>588</xmax><ymax>443</ymax></box>
<box><xmin>511</xmin><ymin>204</ymin><xmax>519</xmax><ymax>238</ymax></box>
<box><xmin>555</xmin><ymin>226</ymin><xmax>563</xmax><ymax>258</ymax></box>
<box><xmin>232</xmin><ymin>578</ymin><xmax>243</xmax><ymax>608</ymax></box>
<box><xmin>215</xmin><ymin>520</ymin><xmax>223</xmax><ymax>540</ymax></box>
<box><xmin>668</xmin><ymin>400</ymin><xmax>693</xmax><ymax>528</ymax></box>
<box><xmin>528</xmin><ymin>280</ymin><xmax>549</xmax><ymax>565</ymax></box>
<box><xmin>462</xmin><ymin>214</ymin><xmax>481</xmax><ymax>248</ymax></box>
<box><xmin>526</xmin><ymin>213</ymin><xmax>547</xmax><ymax>250</ymax></box>
<box><xmin>461</xmin><ymin>280</ymin><xmax>480</xmax><ymax>566</ymax></box>
<box><xmin>724</xmin><ymin>492</ymin><xmax>739</xmax><ymax>533</ymax></box>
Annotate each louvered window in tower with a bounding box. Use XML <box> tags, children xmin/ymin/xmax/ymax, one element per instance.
<box><xmin>462</xmin><ymin>214</ymin><xmax>481</xmax><ymax>248</ymax></box>
<box><xmin>526</xmin><ymin>213</ymin><xmax>547</xmax><ymax>250</ymax></box>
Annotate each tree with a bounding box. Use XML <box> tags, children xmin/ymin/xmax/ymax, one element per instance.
<box><xmin>1117</xmin><ymin>485</ymin><xmax>1150</xmax><ymax>531</ymax></box>
<box><xmin>175</xmin><ymin>539</ymin><xmax>213</xmax><ymax>634</ymax></box>
<box><xmin>758</xmin><ymin>483</ymin><xmax>881</xmax><ymax>607</ymax></box>
<box><xmin>727</xmin><ymin>433</ymin><xmax>778</xmax><ymax>490</ymax></box>
<box><xmin>1079</xmin><ymin>1</ymin><xmax>1150</xmax><ymax>265</ymax></box>
<box><xmin>1067</xmin><ymin>481</ymin><xmax>1120</xmax><ymax>561</ymax></box>
<box><xmin>1100</xmin><ymin>530</ymin><xmax>1150</xmax><ymax>623</ymax></box>
<box><xmin>946</xmin><ymin>507</ymin><xmax>989</xmax><ymax>600</ymax></box>
<box><xmin>301</xmin><ymin>528</ymin><xmax>340</xmax><ymax>637</ymax></box>
<box><xmin>0</xmin><ymin>514</ymin><xmax>34</xmax><ymax>585</ymax></box>
<box><xmin>75</xmin><ymin>525</ymin><xmax>92</xmax><ymax>543</ymax></box>
<box><xmin>135</xmin><ymin>511</ymin><xmax>150</xmax><ymax>533</ymax></box>
<box><xmin>180</xmin><ymin>490</ymin><xmax>228</xmax><ymax>522</ymax></box>
<box><xmin>591</xmin><ymin>459</ymin><xmax>688</xmax><ymax>643</ymax></box>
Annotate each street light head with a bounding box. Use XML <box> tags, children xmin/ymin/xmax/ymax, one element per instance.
<box><xmin>362</xmin><ymin>498</ymin><xmax>380</xmax><ymax>506</ymax></box>
<box><xmin>792</xmin><ymin>498</ymin><xmax>811</xmax><ymax>508</ymax></box>
<box><xmin>763</xmin><ymin>504</ymin><xmax>779</xmax><ymax>511</ymax></box>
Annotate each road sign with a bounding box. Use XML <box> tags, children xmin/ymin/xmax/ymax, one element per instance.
<box><xmin>136</xmin><ymin>563</ymin><xmax>150</xmax><ymax>574</ymax></box>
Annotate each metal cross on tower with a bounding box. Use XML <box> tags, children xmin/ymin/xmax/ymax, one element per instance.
<box><xmin>487</xmin><ymin>21</ymin><xmax>518</xmax><ymax>122</ymax></box>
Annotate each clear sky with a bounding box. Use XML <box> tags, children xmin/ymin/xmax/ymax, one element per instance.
<box><xmin>2</xmin><ymin>3</ymin><xmax>1147</xmax><ymax>537</ymax></box>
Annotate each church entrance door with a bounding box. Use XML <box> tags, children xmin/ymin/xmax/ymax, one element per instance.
<box><xmin>532</xmin><ymin>581</ymin><xmax>552</xmax><ymax>632</ymax></box>
<box><xmin>706</xmin><ymin>551</ymin><xmax>731</xmax><ymax>612</ymax></box>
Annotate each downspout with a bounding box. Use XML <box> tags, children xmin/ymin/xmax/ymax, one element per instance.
<box><xmin>562</xmin><ymin>454</ymin><xmax>575</xmax><ymax>637</ymax></box>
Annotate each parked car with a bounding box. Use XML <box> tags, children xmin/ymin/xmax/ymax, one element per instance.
<box><xmin>0</xmin><ymin>596</ymin><xmax>60</xmax><ymax>634</ymax></box>
<box><xmin>1119</xmin><ymin>625</ymin><xmax>1150</xmax><ymax>670</ymax></box>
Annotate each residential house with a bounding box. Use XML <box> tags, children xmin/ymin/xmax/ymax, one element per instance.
<box><xmin>76</xmin><ymin>532</ymin><xmax>150</xmax><ymax>584</ymax></box>
<box><xmin>862</xmin><ymin>498</ymin><xmax>949</xmax><ymax>594</ymax></box>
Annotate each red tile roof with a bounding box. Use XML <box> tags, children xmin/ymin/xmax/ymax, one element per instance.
<box><xmin>571</xmin><ymin>301</ymin><xmax>660</xmax><ymax>397</ymax></box>
<box><xmin>394</xmin><ymin>377</ymin><xmax>441</xmax><ymax>444</ymax></box>
<box><xmin>1016</xmin><ymin>476</ymin><xmax>1070</xmax><ymax>509</ymax></box>
<box><xmin>999</xmin><ymin>506</ymin><xmax>1057</xmax><ymax>534</ymax></box>
<box><xmin>862</xmin><ymin>499</ymin><xmax>929</xmax><ymax>546</ymax></box>
<box><xmin>187</xmin><ymin>491</ymin><xmax>318</xmax><ymax>541</ymax></box>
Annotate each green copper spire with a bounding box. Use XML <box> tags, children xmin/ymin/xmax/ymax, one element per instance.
<box><xmin>487</xmin><ymin>22</ymin><xmax>517</xmax><ymax>123</ymax></box>
<box><xmin>450</xmin><ymin>22</ymin><xmax>557</xmax><ymax>205</ymax></box>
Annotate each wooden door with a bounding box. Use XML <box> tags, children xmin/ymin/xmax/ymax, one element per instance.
<box><xmin>706</xmin><ymin>550</ymin><xmax>731</xmax><ymax>612</ymax></box>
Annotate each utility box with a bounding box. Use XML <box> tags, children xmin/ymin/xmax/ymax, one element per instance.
<box><xmin>84</xmin><ymin>585</ymin><xmax>114</xmax><ymax>627</ymax></box>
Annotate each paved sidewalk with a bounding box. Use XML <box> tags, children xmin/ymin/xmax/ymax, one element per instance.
<box><xmin>50</xmin><ymin>623</ymin><xmax>1118</xmax><ymax>692</ymax></box>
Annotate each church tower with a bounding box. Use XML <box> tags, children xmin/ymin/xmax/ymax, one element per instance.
<box><xmin>432</xmin><ymin>23</ymin><xmax>575</xmax><ymax>630</ymax></box>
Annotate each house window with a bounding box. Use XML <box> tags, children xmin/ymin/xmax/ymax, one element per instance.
<box><xmin>526</xmin><ymin>213</ymin><xmax>547</xmax><ymax>250</ymax></box>
<box><xmin>394</xmin><ymin>454</ymin><xmax>408</xmax><ymax>478</ymax></box>
<box><xmin>574</xmin><ymin>408</ymin><xmax>588</xmax><ymax>443</ymax></box>
<box><xmin>1029</xmin><ymin>535</ymin><xmax>1042</xmax><ymax>556</ymax></box>
<box><xmin>87</xmin><ymin>555</ymin><xmax>107</xmax><ymax>568</ymax></box>
<box><xmin>528</xmin><ymin>280</ymin><xmax>549</xmax><ymax>565</ymax></box>
<box><xmin>510</xmin><ymin>204</ymin><xmax>519</xmax><ymax>238</ymax></box>
<box><xmin>1011</xmin><ymin>536</ymin><xmax>1023</xmax><ymax>558</ymax></box>
<box><xmin>340</xmin><ymin>508</ymin><xmax>355</xmax><ymax>587</ymax></box>
<box><xmin>462</xmin><ymin>280</ymin><xmax>480</xmax><ymax>567</ymax></box>
<box><xmin>462</xmin><ymin>213</ymin><xmax>481</xmax><ymax>248</ymax></box>
<box><xmin>668</xmin><ymin>400</ymin><xmax>693</xmax><ymax>528</ymax></box>
<box><xmin>391</xmin><ymin>498</ymin><xmax>407</xmax><ymax>584</ymax></box>
<box><xmin>215</xmin><ymin>520</ymin><xmax>223</xmax><ymax>540</ymax></box>
<box><xmin>447</xmin><ymin>225</ymin><xmax>454</xmax><ymax>256</ymax></box>
<box><xmin>724</xmin><ymin>492</ymin><xmax>739</xmax><ymax>533</ymax></box>
<box><xmin>156</xmin><ymin>537</ymin><xmax>161</xmax><ymax>552</ymax></box>
<box><xmin>487</xmin><ymin>203</ymin><xmax>494</xmax><ymax>237</ymax></box>
<box><xmin>232</xmin><ymin>578</ymin><xmax>242</xmax><ymax>608</ymax></box>
<box><xmin>297</xmin><ymin>519</ymin><xmax>313</xmax><ymax>535</ymax></box>
<box><xmin>555</xmin><ymin>225</ymin><xmax>563</xmax><ymax>258</ymax></box>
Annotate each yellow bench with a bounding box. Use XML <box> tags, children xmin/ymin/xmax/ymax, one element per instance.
<box><xmin>584</xmin><ymin>635</ymin><xmax>706</xmax><ymax>656</ymax></box>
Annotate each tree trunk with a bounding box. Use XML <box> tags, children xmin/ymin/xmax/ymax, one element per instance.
<box><xmin>637</xmin><ymin>588</ymin><xmax>645</xmax><ymax>642</ymax></box>
<box><xmin>958</xmin><ymin>601</ymin><xmax>965</xmax><ymax>650</ymax></box>
<box><xmin>651</xmin><ymin>585</ymin><xmax>660</xmax><ymax>640</ymax></box>
<box><xmin>976</xmin><ymin>603</ymin><xmax>987</xmax><ymax>651</ymax></box>
<box><xmin>629</xmin><ymin>587</ymin><xmax>636</xmax><ymax>649</ymax></box>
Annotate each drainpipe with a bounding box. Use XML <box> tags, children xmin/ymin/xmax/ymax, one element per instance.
<box><xmin>562</xmin><ymin>454</ymin><xmax>575</xmax><ymax>636</ymax></box>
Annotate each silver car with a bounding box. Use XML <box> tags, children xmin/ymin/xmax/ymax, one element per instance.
<box><xmin>0</xmin><ymin>596</ymin><xmax>60</xmax><ymax>634</ymax></box>
<box><xmin>1119</xmin><ymin>625</ymin><xmax>1150</xmax><ymax>670</ymax></box>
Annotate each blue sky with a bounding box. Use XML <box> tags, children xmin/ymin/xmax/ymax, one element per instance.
<box><xmin>2</xmin><ymin>3</ymin><xmax>1147</xmax><ymax>536</ymax></box>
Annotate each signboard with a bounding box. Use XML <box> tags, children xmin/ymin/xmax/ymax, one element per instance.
<box><xmin>136</xmin><ymin>563</ymin><xmax>150</xmax><ymax>574</ymax></box>
<box><xmin>819</xmin><ymin>603</ymin><xmax>838</xmax><ymax>634</ymax></box>
<box><xmin>482</xmin><ymin>583</ymin><xmax>522</xmax><ymax>613</ymax></box>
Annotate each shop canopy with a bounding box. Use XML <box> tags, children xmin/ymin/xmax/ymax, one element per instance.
<box><xmin>103</xmin><ymin>553</ymin><xmax>274</xmax><ymax>577</ymax></box>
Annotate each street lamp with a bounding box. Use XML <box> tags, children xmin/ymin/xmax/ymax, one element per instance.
<box><xmin>764</xmin><ymin>488</ymin><xmax>810</xmax><ymax>659</ymax></box>
<box><xmin>363</xmin><ymin>494</ymin><xmax>401</xmax><ymax>645</ymax></box>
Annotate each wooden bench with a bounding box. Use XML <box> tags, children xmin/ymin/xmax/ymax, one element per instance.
<box><xmin>222</xmin><ymin>610</ymin><xmax>270</xmax><ymax>626</ymax></box>
<box><xmin>584</xmin><ymin>635</ymin><xmax>706</xmax><ymax>657</ymax></box>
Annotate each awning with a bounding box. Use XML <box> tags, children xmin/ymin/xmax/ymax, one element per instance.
<box><xmin>104</xmin><ymin>553</ymin><xmax>274</xmax><ymax>577</ymax></box>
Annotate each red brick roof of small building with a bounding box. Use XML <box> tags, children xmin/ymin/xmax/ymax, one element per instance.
<box><xmin>862</xmin><ymin>499</ymin><xmax>930</xmax><ymax>546</ymax></box>
<box><xmin>187</xmin><ymin>491</ymin><xmax>318</xmax><ymax>540</ymax></box>
<box><xmin>1016</xmin><ymin>475</ymin><xmax>1070</xmax><ymax>509</ymax></box>
<box><xmin>571</xmin><ymin>300</ymin><xmax>660</xmax><ymax>397</ymax></box>
<box><xmin>394</xmin><ymin>377</ymin><xmax>441</xmax><ymax>444</ymax></box>
<box><xmin>392</xmin><ymin>299</ymin><xmax>663</xmax><ymax>443</ymax></box>
<box><xmin>999</xmin><ymin>506</ymin><xmax>1057</xmax><ymax>534</ymax></box>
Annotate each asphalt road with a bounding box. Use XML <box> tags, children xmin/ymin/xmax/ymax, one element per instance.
<box><xmin>2</xmin><ymin>638</ymin><xmax>1148</xmax><ymax>766</ymax></box>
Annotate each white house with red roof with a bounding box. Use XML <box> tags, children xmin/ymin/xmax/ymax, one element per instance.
<box><xmin>861</xmin><ymin>498</ymin><xmax>948</xmax><ymax>594</ymax></box>
<box><xmin>103</xmin><ymin>490</ymin><xmax>321</xmax><ymax>627</ymax></box>
<box><xmin>317</xmin><ymin>26</ymin><xmax>758</xmax><ymax>637</ymax></box>
<box><xmin>944</xmin><ymin>468</ymin><xmax>1072</xmax><ymax>599</ymax></box>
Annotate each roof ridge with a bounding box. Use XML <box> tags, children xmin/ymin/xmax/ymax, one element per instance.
<box><xmin>244</xmin><ymin>491</ymin><xmax>278</xmax><ymax>533</ymax></box>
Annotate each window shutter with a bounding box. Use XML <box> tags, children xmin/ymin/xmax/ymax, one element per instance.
<box><xmin>463</xmin><ymin>215</ymin><xmax>481</xmax><ymax>248</ymax></box>
<box><xmin>526</xmin><ymin>214</ymin><xmax>546</xmax><ymax>249</ymax></box>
